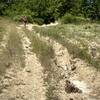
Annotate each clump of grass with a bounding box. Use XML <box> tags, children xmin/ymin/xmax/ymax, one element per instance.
<box><xmin>7</xmin><ymin>27</ymin><xmax>25</xmax><ymax>68</ymax></box>
<box><xmin>0</xmin><ymin>25</ymin><xmax>25</xmax><ymax>78</ymax></box>
<box><xmin>24</xmin><ymin>29</ymin><xmax>54</xmax><ymax>71</ymax></box>
<box><xmin>61</xmin><ymin>13</ymin><xmax>88</xmax><ymax>24</ymax></box>
<box><xmin>0</xmin><ymin>17</ymin><xmax>18</xmax><ymax>43</ymax></box>
<box><xmin>0</xmin><ymin>27</ymin><xmax>5</xmax><ymax>42</ymax></box>
<box><xmin>0</xmin><ymin>18</ymin><xmax>7</xmax><ymax>42</ymax></box>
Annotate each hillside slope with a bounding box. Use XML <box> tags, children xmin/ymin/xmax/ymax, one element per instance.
<box><xmin>0</xmin><ymin>18</ymin><xmax>100</xmax><ymax>100</ymax></box>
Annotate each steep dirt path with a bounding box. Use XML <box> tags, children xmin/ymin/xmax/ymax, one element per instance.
<box><xmin>16</xmin><ymin>26</ymin><xmax>46</xmax><ymax>100</ymax></box>
<box><xmin>26</xmin><ymin>24</ymin><xmax>100</xmax><ymax>100</ymax></box>
<box><xmin>0</xmin><ymin>23</ymin><xmax>46</xmax><ymax>100</ymax></box>
<box><xmin>21</xmin><ymin>24</ymin><xmax>69</xmax><ymax>100</ymax></box>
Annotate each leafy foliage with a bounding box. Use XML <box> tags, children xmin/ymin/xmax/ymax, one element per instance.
<box><xmin>0</xmin><ymin>0</ymin><xmax>100</xmax><ymax>24</ymax></box>
<box><xmin>61</xmin><ymin>13</ymin><xmax>88</xmax><ymax>24</ymax></box>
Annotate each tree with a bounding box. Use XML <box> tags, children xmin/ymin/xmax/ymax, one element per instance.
<box><xmin>81</xmin><ymin>0</ymin><xmax>100</xmax><ymax>20</ymax></box>
<box><xmin>0</xmin><ymin>0</ymin><xmax>100</xmax><ymax>23</ymax></box>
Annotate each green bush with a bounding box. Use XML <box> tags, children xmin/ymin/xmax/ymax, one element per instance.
<box><xmin>13</xmin><ymin>15</ymin><xmax>21</xmax><ymax>21</ymax></box>
<box><xmin>75</xmin><ymin>16</ymin><xmax>89</xmax><ymax>23</ymax></box>
<box><xmin>61</xmin><ymin>13</ymin><xmax>88</xmax><ymax>24</ymax></box>
<box><xmin>33</xmin><ymin>18</ymin><xmax>44</xmax><ymax>25</ymax></box>
<box><xmin>13</xmin><ymin>14</ymin><xmax>33</xmax><ymax>23</ymax></box>
<box><xmin>24</xmin><ymin>15</ymin><xmax>33</xmax><ymax>23</ymax></box>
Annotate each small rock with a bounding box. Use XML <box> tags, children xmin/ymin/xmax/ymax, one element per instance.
<box><xmin>70</xmin><ymin>60</ymin><xmax>76</xmax><ymax>64</ymax></box>
<box><xmin>65</xmin><ymin>80</ymin><xmax>82</xmax><ymax>93</ymax></box>
<box><xmin>2</xmin><ymin>88</ymin><xmax>7</xmax><ymax>93</ymax></box>
<box><xmin>4</xmin><ymin>74</ymin><xmax>12</xmax><ymax>79</ymax></box>
<box><xmin>71</xmin><ymin>65</ymin><xmax>76</xmax><ymax>71</ymax></box>
<box><xmin>15</xmin><ymin>80</ymin><xmax>26</xmax><ymax>85</ymax></box>
<box><xmin>25</xmin><ymin>68</ymin><xmax>31</xmax><ymax>73</ymax></box>
<box><xmin>16</xmin><ymin>95</ymin><xmax>20</xmax><ymax>98</ymax></box>
<box><xmin>5</xmin><ymin>62</ymin><xmax>12</xmax><ymax>68</ymax></box>
<box><xmin>69</xmin><ymin>98</ymin><xmax>73</xmax><ymax>100</ymax></box>
<box><xmin>53</xmin><ymin>58</ymin><xmax>57</xmax><ymax>65</ymax></box>
<box><xmin>3</xmin><ymin>79</ymin><xmax>10</xmax><ymax>88</ymax></box>
<box><xmin>25</xmin><ymin>46</ymin><xmax>29</xmax><ymax>48</ymax></box>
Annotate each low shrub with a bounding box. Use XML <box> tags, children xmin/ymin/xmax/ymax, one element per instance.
<box><xmin>61</xmin><ymin>13</ymin><xmax>89</xmax><ymax>24</ymax></box>
<box><xmin>33</xmin><ymin>18</ymin><xmax>44</xmax><ymax>25</ymax></box>
<box><xmin>13</xmin><ymin>15</ymin><xmax>21</xmax><ymax>21</ymax></box>
<box><xmin>13</xmin><ymin>14</ymin><xmax>33</xmax><ymax>23</ymax></box>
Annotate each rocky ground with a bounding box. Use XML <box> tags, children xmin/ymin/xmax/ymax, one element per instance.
<box><xmin>0</xmin><ymin>18</ymin><xmax>100</xmax><ymax>100</ymax></box>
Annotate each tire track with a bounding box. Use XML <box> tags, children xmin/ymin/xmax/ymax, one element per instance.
<box><xmin>18</xmin><ymin>24</ymin><xmax>100</xmax><ymax>100</ymax></box>
<box><xmin>15</xmin><ymin>27</ymin><xmax>46</xmax><ymax>100</ymax></box>
<box><xmin>21</xmin><ymin>26</ymin><xmax>69</xmax><ymax>100</ymax></box>
<box><xmin>0</xmin><ymin>26</ymin><xmax>11</xmax><ymax>77</ymax></box>
<box><xmin>34</xmin><ymin>32</ymin><xmax>95</xmax><ymax>100</ymax></box>
<box><xmin>35</xmin><ymin>34</ymin><xmax>71</xmax><ymax>100</ymax></box>
<box><xmin>0</xmin><ymin>24</ymin><xmax>25</xmax><ymax>100</ymax></box>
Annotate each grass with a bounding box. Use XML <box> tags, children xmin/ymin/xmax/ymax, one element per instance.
<box><xmin>0</xmin><ymin>18</ymin><xmax>6</xmax><ymax>42</ymax></box>
<box><xmin>0</xmin><ymin>27</ymin><xmax>5</xmax><ymax>42</ymax></box>
<box><xmin>0</xmin><ymin>23</ymin><xmax>25</xmax><ymax>78</ymax></box>
<box><xmin>33</xmin><ymin>23</ymin><xmax>100</xmax><ymax>70</ymax></box>
<box><xmin>0</xmin><ymin>21</ymin><xmax>25</xmax><ymax>93</ymax></box>
<box><xmin>0</xmin><ymin>17</ymin><xmax>17</xmax><ymax>42</ymax></box>
<box><xmin>7</xmin><ymin>25</ymin><xmax>25</xmax><ymax>68</ymax></box>
<box><xmin>24</xmin><ymin>29</ymin><xmax>54</xmax><ymax>71</ymax></box>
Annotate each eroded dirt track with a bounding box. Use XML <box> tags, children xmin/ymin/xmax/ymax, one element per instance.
<box><xmin>16</xmin><ymin>28</ymin><xmax>46</xmax><ymax>100</ymax></box>
<box><xmin>0</xmin><ymin>23</ymin><xmax>46</xmax><ymax>100</ymax></box>
<box><xmin>0</xmin><ymin>20</ymin><xmax>100</xmax><ymax>100</ymax></box>
<box><xmin>31</xmin><ymin>24</ymin><xmax>100</xmax><ymax>100</ymax></box>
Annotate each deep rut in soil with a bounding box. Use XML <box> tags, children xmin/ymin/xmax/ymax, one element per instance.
<box><xmin>17</xmin><ymin>28</ymin><xmax>46</xmax><ymax>100</ymax></box>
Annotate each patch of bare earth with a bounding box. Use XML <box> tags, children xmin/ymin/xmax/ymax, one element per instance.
<box><xmin>15</xmin><ymin>27</ymin><xmax>46</xmax><ymax>100</ymax></box>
